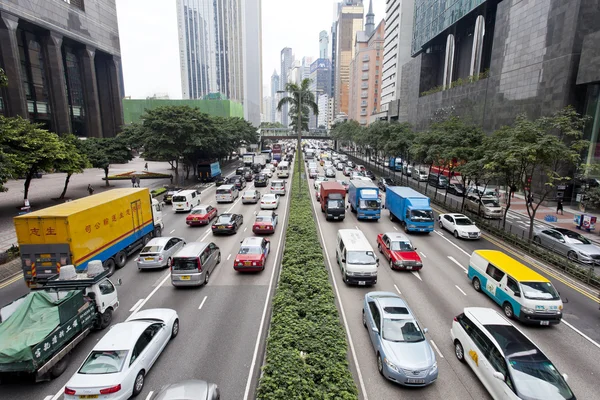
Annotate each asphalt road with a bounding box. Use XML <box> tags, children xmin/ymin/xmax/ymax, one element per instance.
<box><xmin>306</xmin><ymin>158</ymin><xmax>600</xmax><ymax>400</ymax></box>
<box><xmin>0</xmin><ymin>161</ymin><xmax>292</xmax><ymax>400</ymax></box>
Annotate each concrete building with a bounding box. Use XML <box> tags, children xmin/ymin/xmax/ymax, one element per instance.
<box><xmin>319</xmin><ymin>30</ymin><xmax>329</xmax><ymax>59</ymax></box>
<box><xmin>380</xmin><ymin>0</ymin><xmax>414</xmax><ymax>119</ymax></box>
<box><xmin>261</xmin><ymin>96</ymin><xmax>271</xmax><ymax>123</ymax></box>
<box><xmin>176</xmin><ymin>0</ymin><xmax>262</xmax><ymax>126</ymax></box>
<box><xmin>0</xmin><ymin>0</ymin><xmax>124</xmax><ymax>138</ymax></box>
<box><xmin>309</xmin><ymin>58</ymin><xmax>332</xmax><ymax>128</ymax></box>
<box><xmin>318</xmin><ymin>94</ymin><xmax>329</xmax><ymax>128</ymax></box>
<box><xmin>327</xmin><ymin>97</ymin><xmax>336</xmax><ymax>128</ymax></box>
<box><xmin>270</xmin><ymin>70</ymin><xmax>280</xmax><ymax>123</ymax></box>
<box><xmin>302</xmin><ymin>56</ymin><xmax>313</xmax><ymax>82</ymax></box>
<box><xmin>348</xmin><ymin>20</ymin><xmax>385</xmax><ymax>126</ymax></box>
<box><xmin>333</xmin><ymin>0</ymin><xmax>364</xmax><ymax>117</ymax></box>
<box><xmin>280</xmin><ymin>47</ymin><xmax>293</xmax><ymax>126</ymax></box>
<box><xmin>330</xmin><ymin>16</ymin><xmax>338</xmax><ymax>99</ymax></box>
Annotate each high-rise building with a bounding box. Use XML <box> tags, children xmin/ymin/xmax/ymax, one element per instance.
<box><xmin>270</xmin><ymin>70</ymin><xmax>280</xmax><ymax>123</ymax></box>
<box><xmin>319</xmin><ymin>30</ymin><xmax>329</xmax><ymax>59</ymax></box>
<box><xmin>380</xmin><ymin>0</ymin><xmax>414</xmax><ymax>119</ymax></box>
<box><xmin>364</xmin><ymin>0</ymin><xmax>374</xmax><ymax>36</ymax></box>
<box><xmin>330</xmin><ymin>19</ymin><xmax>338</xmax><ymax>99</ymax></box>
<box><xmin>261</xmin><ymin>96</ymin><xmax>271</xmax><ymax>123</ymax></box>
<box><xmin>333</xmin><ymin>1</ymin><xmax>364</xmax><ymax>117</ymax></box>
<box><xmin>309</xmin><ymin>58</ymin><xmax>332</xmax><ymax>128</ymax></box>
<box><xmin>177</xmin><ymin>0</ymin><xmax>262</xmax><ymax>126</ymax></box>
<box><xmin>302</xmin><ymin>56</ymin><xmax>313</xmax><ymax>82</ymax></box>
<box><xmin>0</xmin><ymin>0</ymin><xmax>124</xmax><ymax>137</ymax></box>
<box><xmin>348</xmin><ymin>20</ymin><xmax>385</xmax><ymax>126</ymax></box>
<box><xmin>317</xmin><ymin>94</ymin><xmax>330</xmax><ymax>128</ymax></box>
<box><xmin>280</xmin><ymin>47</ymin><xmax>293</xmax><ymax>126</ymax></box>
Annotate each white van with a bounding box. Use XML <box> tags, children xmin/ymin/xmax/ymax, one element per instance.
<box><xmin>172</xmin><ymin>189</ymin><xmax>200</xmax><ymax>212</ymax></box>
<box><xmin>336</xmin><ymin>229</ymin><xmax>378</xmax><ymax>286</ymax></box>
<box><xmin>215</xmin><ymin>184</ymin><xmax>239</xmax><ymax>203</ymax></box>
<box><xmin>277</xmin><ymin>161</ymin><xmax>290</xmax><ymax>178</ymax></box>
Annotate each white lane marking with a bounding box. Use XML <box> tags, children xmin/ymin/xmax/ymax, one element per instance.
<box><xmin>429</xmin><ymin>340</ymin><xmax>445</xmax><ymax>359</ymax></box>
<box><xmin>355</xmin><ymin>225</ymin><xmax>359</xmax><ymax>230</ymax></box>
<box><xmin>145</xmin><ymin>391</ymin><xmax>154</xmax><ymax>400</ymax></box>
<box><xmin>44</xmin><ymin>396</ymin><xmax>52</xmax><ymax>400</ymax></box>
<box><xmin>419</xmin><ymin>251</ymin><xmax>427</xmax><ymax>258</ymax></box>
<box><xmin>394</xmin><ymin>284</ymin><xmax>402</xmax><ymax>295</ymax></box>
<box><xmin>393</xmin><ymin>226</ymin><xmax>398</xmax><ymax>231</ymax></box>
<box><xmin>434</xmin><ymin>230</ymin><xmax>444</xmax><ymax>236</ymax></box>
<box><xmin>129</xmin><ymin>299</ymin><xmax>144</xmax><ymax>312</ymax></box>
<box><xmin>243</xmin><ymin>179</ymin><xmax>292</xmax><ymax>400</ymax></box>
<box><xmin>50</xmin><ymin>386</ymin><xmax>65</xmax><ymax>400</ymax></box>
<box><xmin>411</xmin><ymin>271</ymin><xmax>423</xmax><ymax>281</ymax></box>
<box><xmin>437</xmin><ymin>233</ymin><xmax>471</xmax><ymax>257</ymax></box>
<box><xmin>227</xmin><ymin>253</ymin><xmax>232</xmax><ymax>260</ymax></box>
<box><xmin>448</xmin><ymin>256</ymin><xmax>468</xmax><ymax>273</ymax></box>
<box><xmin>244</xmin><ymin>227</ymin><xmax>247</xmax><ymax>232</ymax></box>
<box><xmin>169</xmin><ymin>229</ymin><xmax>175</xmax><ymax>234</ymax></box>
<box><xmin>311</xmin><ymin>187</ymin><xmax>369</xmax><ymax>400</ymax></box>
<box><xmin>562</xmin><ymin>319</ymin><xmax>600</xmax><ymax>350</ymax></box>
<box><xmin>198</xmin><ymin>296</ymin><xmax>208</xmax><ymax>310</ymax></box>
<box><xmin>455</xmin><ymin>285</ymin><xmax>467</xmax><ymax>296</ymax></box>
<box><xmin>129</xmin><ymin>272</ymin><xmax>171</xmax><ymax>315</ymax></box>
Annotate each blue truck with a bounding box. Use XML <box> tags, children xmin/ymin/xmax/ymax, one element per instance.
<box><xmin>388</xmin><ymin>157</ymin><xmax>403</xmax><ymax>171</ymax></box>
<box><xmin>385</xmin><ymin>187</ymin><xmax>435</xmax><ymax>233</ymax></box>
<box><xmin>197</xmin><ymin>161</ymin><xmax>222</xmax><ymax>182</ymax></box>
<box><xmin>348</xmin><ymin>180</ymin><xmax>381</xmax><ymax>220</ymax></box>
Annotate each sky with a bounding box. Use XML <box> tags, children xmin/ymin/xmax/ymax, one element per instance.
<box><xmin>116</xmin><ymin>0</ymin><xmax>384</xmax><ymax>99</ymax></box>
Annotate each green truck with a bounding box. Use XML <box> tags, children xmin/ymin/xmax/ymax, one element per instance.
<box><xmin>0</xmin><ymin>263</ymin><xmax>119</xmax><ymax>381</ymax></box>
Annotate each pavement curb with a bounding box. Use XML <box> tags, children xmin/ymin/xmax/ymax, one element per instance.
<box><xmin>0</xmin><ymin>258</ymin><xmax>22</xmax><ymax>283</ymax></box>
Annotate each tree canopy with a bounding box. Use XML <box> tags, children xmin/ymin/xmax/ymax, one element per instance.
<box><xmin>277</xmin><ymin>79</ymin><xmax>319</xmax><ymax>132</ymax></box>
<box><xmin>82</xmin><ymin>136</ymin><xmax>133</xmax><ymax>186</ymax></box>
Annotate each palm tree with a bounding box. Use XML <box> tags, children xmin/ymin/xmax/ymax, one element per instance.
<box><xmin>277</xmin><ymin>79</ymin><xmax>319</xmax><ymax>134</ymax></box>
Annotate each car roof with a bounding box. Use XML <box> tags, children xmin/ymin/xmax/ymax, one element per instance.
<box><xmin>263</xmin><ymin>193</ymin><xmax>277</xmax><ymax>197</ymax></box>
<box><xmin>464</xmin><ymin>307</ymin><xmax>511</xmax><ymax>326</ymax></box>
<box><xmin>366</xmin><ymin>292</ymin><xmax>413</xmax><ymax>318</ymax></box>
<box><xmin>474</xmin><ymin>250</ymin><xmax>549</xmax><ymax>282</ymax></box>
<box><xmin>192</xmin><ymin>204</ymin><xmax>211</xmax><ymax>210</ymax></box>
<box><xmin>146</xmin><ymin>236</ymin><xmax>173</xmax><ymax>246</ymax></box>
<box><xmin>175</xmin><ymin>242</ymin><xmax>209</xmax><ymax>257</ymax></box>
<box><xmin>95</xmin><ymin>320</ymin><xmax>153</xmax><ymax>350</ymax></box>
<box><xmin>242</xmin><ymin>237</ymin><xmax>263</xmax><ymax>246</ymax></box>
<box><xmin>382</xmin><ymin>232</ymin><xmax>411</xmax><ymax>242</ymax></box>
<box><xmin>446</xmin><ymin>213</ymin><xmax>468</xmax><ymax>218</ymax></box>
<box><xmin>257</xmin><ymin>211</ymin><xmax>274</xmax><ymax>217</ymax></box>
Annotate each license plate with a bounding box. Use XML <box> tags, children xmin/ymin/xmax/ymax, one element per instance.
<box><xmin>79</xmin><ymin>396</ymin><xmax>99</xmax><ymax>399</ymax></box>
<box><xmin>244</xmin><ymin>261</ymin><xmax>251</xmax><ymax>266</ymax></box>
<box><xmin>358</xmin><ymin>281</ymin><xmax>366</xmax><ymax>286</ymax></box>
<box><xmin>407</xmin><ymin>379</ymin><xmax>425</xmax><ymax>384</ymax></box>
<box><xmin>540</xmin><ymin>321</ymin><xmax>550</xmax><ymax>326</ymax></box>
<box><xmin>219</xmin><ymin>226</ymin><xmax>225</xmax><ymax>229</ymax></box>
<box><xmin>419</xmin><ymin>229</ymin><xmax>425</xmax><ymax>232</ymax></box>
<box><xmin>333</xmin><ymin>216</ymin><xmax>339</xmax><ymax>219</ymax></box>
<box><xmin>406</xmin><ymin>266</ymin><xmax>412</xmax><ymax>270</ymax></box>
<box><xmin>145</xmin><ymin>257</ymin><xmax>154</xmax><ymax>261</ymax></box>
<box><xmin>180</xmin><ymin>276</ymin><xmax>191</xmax><ymax>280</ymax></box>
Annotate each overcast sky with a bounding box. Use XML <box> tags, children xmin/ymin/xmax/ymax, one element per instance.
<box><xmin>116</xmin><ymin>0</ymin><xmax>384</xmax><ymax>99</ymax></box>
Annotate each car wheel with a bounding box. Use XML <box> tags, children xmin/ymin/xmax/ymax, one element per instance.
<box><xmin>377</xmin><ymin>243</ymin><xmax>382</xmax><ymax>253</ymax></box>
<box><xmin>204</xmin><ymin>270</ymin><xmax>210</xmax><ymax>285</ymax></box>
<box><xmin>217</xmin><ymin>253</ymin><xmax>221</xmax><ymax>264</ymax></box>
<box><xmin>472</xmin><ymin>277</ymin><xmax>482</xmax><ymax>292</ymax></box>
<box><xmin>103</xmin><ymin>258</ymin><xmax>116</xmax><ymax>277</ymax></box>
<box><xmin>377</xmin><ymin>353</ymin><xmax>384</xmax><ymax>376</ymax></box>
<box><xmin>533</xmin><ymin>236</ymin><xmax>541</xmax><ymax>245</ymax></box>
<box><xmin>503</xmin><ymin>302</ymin><xmax>514</xmax><ymax>319</ymax></box>
<box><xmin>454</xmin><ymin>340</ymin><xmax>465</xmax><ymax>363</ymax></box>
<box><xmin>132</xmin><ymin>370</ymin><xmax>145</xmax><ymax>397</ymax></box>
<box><xmin>98</xmin><ymin>308</ymin><xmax>113</xmax><ymax>329</ymax></box>
<box><xmin>404</xmin><ymin>223</ymin><xmax>409</xmax><ymax>234</ymax></box>
<box><xmin>567</xmin><ymin>251</ymin><xmax>578</xmax><ymax>262</ymax></box>
<box><xmin>439</xmin><ymin>220</ymin><xmax>443</xmax><ymax>229</ymax></box>
<box><xmin>50</xmin><ymin>352</ymin><xmax>71</xmax><ymax>378</ymax></box>
<box><xmin>171</xmin><ymin>318</ymin><xmax>179</xmax><ymax>339</ymax></box>
<box><xmin>362</xmin><ymin>310</ymin><xmax>367</xmax><ymax>328</ymax></box>
<box><xmin>389</xmin><ymin>259</ymin><xmax>394</xmax><ymax>270</ymax></box>
<box><xmin>454</xmin><ymin>230</ymin><xmax>459</xmax><ymax>239</ymax></box>
<box><xmin>115</xmin><ymin>251</ymin><xmax>127</xmax><ymax>268</ymax></box>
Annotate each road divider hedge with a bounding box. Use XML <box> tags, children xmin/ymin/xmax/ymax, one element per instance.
<box><xmin>257</xmin><ymin>154</ymin><xmax>358</xmax><ymax>400</ymax></box>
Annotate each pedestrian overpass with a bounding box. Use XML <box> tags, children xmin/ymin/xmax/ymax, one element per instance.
<box><xmin>259</xmin><ymin>128</ymin><xmax>331</xmax><ymax>140</ymax></box>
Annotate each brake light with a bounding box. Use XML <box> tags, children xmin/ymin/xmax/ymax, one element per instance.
<box><xmin>158</xmin><ymin>256</ymin><xmax>164</xmax><ymax>261</ymax></box>
<box><xmin>64</xmin><ymin>387</ymin><xmax>76</xmax><ymax>395</ymax></box>
<box><xmin>197</xmin><ymin>257</ymin><xmax>202</xmax><ymax>272</ymax></box>
<box><xmin>227</xmin><ymin>225</ymin><xmax>233</xmax><ymax>228</ymax></box>
<box><xmin>100</xmin><ymin>384</ymin><xmax>121</xmax><ymax>394</ymax></box>
<box><xmin>453</xmin><ymin>316</ymin><xmax>458</xmax><ymax>322</ymax></box>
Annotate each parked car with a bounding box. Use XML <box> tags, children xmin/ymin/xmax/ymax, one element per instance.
<box><xmin>377</xmin><ymin>177</ymin><xmax>398</xmax><ymax>192</ymax></box>
<box><xmin>438</xmin><ymin>213</ymin><xmax>481</xmax><ymax>239</ymax></box>
<box><xmin>261</xmin><ymin>193</ymin><xmax>280</xmax><ymax>210</ymax></box>
<box><xmin>242</xmin><ymin>189</ymin><xmax>261</xmax><ymax>204</ymax></box>
<box><xmin>464</xmin><ymin>195</ymin><xmax>503</xmax><ymax>219</ymax></box>
<box><xmin>253</xmin><ymin>210</ymin><xmax>278</xmax><ymax>234</ymax></box>
<box><xmin>214</xmin><ymin>176</ymin><xmax>227</xmax><ymax>187</ymax></box>
<box><xmin>446</xmin><ymin>182</ymin><xmax>465</xmax><ymax>196</ymax></box>
<box><xmin>234</xmin><ymin>237</ymin><xmax>271</xmax><ymax>272</ymax></box>
<box><xmin>325</xmin><ymin>168</ymin><xmax>336</xmax><ymax>178</ymax></box>
<box><xmin>412</xmin><ymin>169</ymin><xmax>428</xmax><ymax>182</ymax></box>
<box><xmin>136</xmin><ymin>237</ymin><xmax>186</xmax><ymax>269</ymax></box>
<box><xmin>376</xmin><ymin>232</ymin><xmax>423</xmax><ymax>270</ymax></box>
<box><xmin>533</xmin><ymin>227</ymin><xmax>600</xmax><ymax>263</ymax></box>
<box><xmin>186</xmin><ymin>205</ymin><xmax>217</xmax><ymax>226</ymax></box>
<box><xmin>153</xmin><ymin>380</ymin><xmax>220</xmax><ymax>400</ymax></box>
<box><xmin>254</xmin><ymin>173</ymin><xmax>268</xmax><ymax>187</ymax></box>
<box><xmin>64</xmin><ymin>309</ymin><xmax>179</xmax><ymax>399</ymax></box>
<box><xmin>403</xmin><ymin>164</ymin><xmax>413</xmax><ymax>176</ymax></box>
<box><xmin>347</xmin><ymin>160</ymin><xmax>355</xmax><ymax>168</ymax></box>
<box><xmin>343</xmin><ymin>166</ymin><xmax>353</xmax><ymax>176</ymax></box>
<box><xmin>362</xmin><ymin>292</ymin><xmax>437</xmax><ymax>386</ymax></box>
<box><xmin>211</xmin><ymin>213</ymin><xmax>243</xmax><ymax>235</ymax></box>
<box><xmin>356</xmin><ymin>164</ymin><xmax>366</xmax><ymax>172</ymax></box>
<box><xmin>336</xmin><ymin>162</ymin><xmax>345</xmax><ymax>171</ymax></box>
<box><xmin>270</xmin><ymin>180</ymin><xmax>287</xmax><ymax>196</ymax></box>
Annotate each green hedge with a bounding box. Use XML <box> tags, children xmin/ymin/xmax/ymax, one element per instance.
<box><xmin>151</xmin><ymin>188</ymin><xmax>167</xmax><ymax>198</ymax></box>
<box><xmin>257</xmin><ymin>154</ymin><xmax>358</xmax><ymax>400</ymax></box>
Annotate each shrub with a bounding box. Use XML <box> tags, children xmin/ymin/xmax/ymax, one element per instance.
<box><xmin>257</xmin><ymin>154</ymin><xmax>358</xmax><ymax>400</ymax></box>
<box><xmin>151</xmin><ymin>187</ymin><xmax>167</xmax><ymax>198</ymax></box>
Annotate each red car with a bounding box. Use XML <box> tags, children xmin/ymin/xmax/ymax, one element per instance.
<box><xmin>186</xmin><ymin>205</ymin><xmax>217</xmax><ymax>226</ymax></box>
<box><xmin>234</xmin><ymin>237</ymin><xmax>270</xmax><ymax>272</ymax></box>
<box><xmin>253</xmin><ymin>211</ymin><xmax>278</xmax><ymax>234</ymax></box>
<box><xmin>376</xmin><ymin>232</ymin><xmax>423</xmax><ymax>270</ymax></box>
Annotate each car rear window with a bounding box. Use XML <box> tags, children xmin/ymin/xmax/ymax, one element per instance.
<box><xmin>192</xmin><ymin>208</ymin><xmax>207</xmax><ymax>214</ymax></box>
<box><xmin>172</xmin><ymin>195</ymin><xmax>186</xmax><ymax>202</ymax></box>
<box><xmin>216</xmin><ymin>215</ymin><xmax>232</xmax><ymax>223</ymax></box>
<box><xmin>141</xmin><ymin>245</ymin><xmax>162</xmax><ymax>253</ymax></box>
<box><xmin>239</xmin><ymin>246</ymin><xmax>261</xmax><ymax>255</ymax></box>
<box><xmin>255</xmin><ymin>216</ymin><xmax>271</xmax><ymax>222</ymax></box>
<box><xmin>172</xmin><ymin>257</ymin><xmax>199</xmax><ymax>270</ymax></box>
<box><xmin>217</xmin><ymin>188</ymin><xmax>232</xmax><ymax>194</ymax></box>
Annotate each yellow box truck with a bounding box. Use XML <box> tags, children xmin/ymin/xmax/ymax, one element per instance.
<box><xmin>14</xmin><ymin>188</ymin><xmax>164</xmax><ymax>287</ymax></box>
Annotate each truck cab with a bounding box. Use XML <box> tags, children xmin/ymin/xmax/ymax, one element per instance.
<box><xmin>348</xmin><ymin>180</ymin><xmax>381</xmax><ymax>220</ymax></box>
<box><xmin>320</xmin><ymin>181</ymin><xmax>346</xmax><ymax>221</ymax></box>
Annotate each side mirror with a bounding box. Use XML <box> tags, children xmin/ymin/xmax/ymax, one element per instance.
<box><xmin>492</xmin><ymin>371</ymin><xmax>505</xmax><ymax>381</ymax></box>
<box><xmin>562</xmin><ymin>373</ymin><xmax>568</xmax><ymax>382</ymax></box>
<box><xmin>341</xmin><ymin>258</ymin><xmax>346</xmax><ymax>263</ymax></box>
<box><xmin>376</xmin><ymin>258</ymin><xmax>380</xmax><ymax>264</ymax></box>
<box><xmin>514</xmin><ymin>291</ymin><xmax>521</xmax><ymax>297</ymax></box>
<box><xmin>371</xmin><ymin>325</ymin><xmax>379</xmax><ymax>334</ymax></box>
<box><xmin>423</xmin><ymin>327</ymin><xmax>428</xmax><ymax>334</ymax></box>
<box><xmin>413</xmin><ymin>247</ymin><xmax>417</xmax><ymax>250</ymax></box>
<box><xmin>116</xmin><ymin>278</ymin><xmax>123</xmax><ymax>286</ymax></box>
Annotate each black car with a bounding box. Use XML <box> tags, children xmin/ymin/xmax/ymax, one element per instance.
<box><xmin>255</xmin><ymin>173</ymin><xmax>269</xmax><ymax>187</ymax></box>
<box><xmin>243</xmin><ymin>170</ymin><xmax>254</xmax><ymax>182</ymax></box>
<box><xmin>211</xmin><ymin>213</ymin><xmax>244</xmax><ymax>235</ymax></box>
<box><xmin>163</xmin><ymin>186</ymin><xmax>183</xmax><ymax>204</ymax></box>
<box><xmin>365</xmin><ymin>170</ymin><xmax>376</xmax><ymax>180</ymax></box>
<box><xmin>214</xmin><ymin>176</ymin><xmax>227</xmax><ymax>187</ymax></box>
<box><xmin>377</xmin><ymin>177</ymin><xmax>398</xmax><ymax>192</ymax></box>
<box><xmin>446</xmin><ymin>182</ymin><xmax>465</xmax><ymax>196</ymax></box>
<box><xmin>251</xmin><ymin>163</ymin><xmax>262</xmax><ymax>173</ymax></box>
<box><xmin>228</xmin><ymin>175</ymin><xmax>246</xmax><ymax>190</ymax></box>
<box><xmin>236</xmin><ymin>167</ymin><xmax>245</xmax><ymax>176</ymax></box>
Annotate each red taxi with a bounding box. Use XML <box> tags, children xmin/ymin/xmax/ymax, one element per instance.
<box><xmin>234</xmin><ymin>237</ymin><xmax>270</xmax><ymax>272</ymax></box>
<box><xmin>252</xmin><ymin>211</ymin><xmax>278</xmax><ymax>234</ymax></box>
<box><xmin>186</xmin><ymin>205</ymin><xmax>217</xmax><ymax>226</ymax></box>
<box><xmin>376</xmin><ymin>232</ymin><xmax>423</xmax><ymax>270</ymax></box>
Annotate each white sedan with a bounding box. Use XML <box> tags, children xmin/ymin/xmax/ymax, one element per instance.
<box><xmin>64</xmin><ymin>309</ymin><xmax>179</xmax><ymax>400</ymax></box>
<box><xmin>242</xmin><ymin>189</ymin><xmax>261</xmax><ymax>204</ymax></box>
<box><xmin>438</xmin><ymin>213</ymin><xmax>481</xmax><ymax>239</ymax></box>
<box><xmin>261</xmin><ymin>168</ymin><xmax>273</xmax><ymax>178</ymax></box>
<box><xmin>260</xmin><ymin>193</ymin><xmax>280</xmax><ymax>210</ymax></box>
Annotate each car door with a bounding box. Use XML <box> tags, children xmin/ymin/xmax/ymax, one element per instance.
<box><xmin>443</xmin><ymin>215</ymin><xmax>453</xmax><ymax>230</ymax></box>
<box><xmin>202</xmin><ymin>247</ymin><xmax>214</xmax><ymax>274</ymax></box>
<box><xmin>484</xmin><ymin>264</ymin><xmax>505</xmax><ymax>304</ymax></box>
<box><xmin>147</xmin><ymin>323</ymin><xmax>169</xmax><ymax>368</ymax></box>
<box><xmin>487</xmin><ymin>346</ymin><xmax>518</xmax><ymax>399</ymax></box>
<box><xmin>367</xmin><ymin>301</ymin><xmax>382</xmax><ymax>351</ymax></box>
<box><xmin>164</xmin><ymin>239</ymin><xmax>175</xmax><ymax>258</ymax></box>
<box><xmin>209</xmin><ymin>243</ymin><xmax>220</xmax><ymax>269</ymax></box>
<box><xmin>551</xmin><ymin>230</ymin><xmax>570</xmax><ymax>256</ymax></box>
<box><xmin>263</xmin><ymin>238</ymin><xmax>270</xmax><ymax>257</ymax></box>
<box><xmin>130</xmin><ymin>328</ymin><xmax>153</xmax><ymax>374</ymax></box>
<box><xmin>380</xmin><ymin>234</ymin><xmax>390</xmax><ymax>260</ymax></box>
<box><xmin>540</xmin><ymin>230</ymin><xmax>563</xmax><ymax>253</ymax></box>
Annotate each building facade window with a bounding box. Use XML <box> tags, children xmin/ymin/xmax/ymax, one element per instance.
<box><xmin>63</xmin><ymin>45</ymin><xmax>86</xmax><ymax>136</ymax></box>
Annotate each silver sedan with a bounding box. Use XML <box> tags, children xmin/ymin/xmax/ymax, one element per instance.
<box><xmin>533</xmin><ymin>227</ymin><xmax>600</xmax><ymax>264</ymax></box>
<box><xmin>242</xmin><ymin>189</ymin><xmax>261</xmax><ymax>204</ymax></box>
<box><xmin>136</xmin><ymin>236</ymin><xmax>186</xmax><ymax>269</ymax></box>
<box><xmin>153</xmin><ymin>380</ymin><xmax>220</xmax><ymax>400</ymax></box>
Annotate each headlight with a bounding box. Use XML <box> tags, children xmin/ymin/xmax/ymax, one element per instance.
<box><xmin>370</xmin><ymin>271</ymin><xmax>378</xmax><ymax>276</ymax></box>
<box><xmin>384</xmin><ymin>357</ymin><xmax>399</xmax><ymax>373</ymax></box>
<box><xmin>415</xmin><ymin>261</ymin><xmax>423</xmax><ymax>266</ymax></box>
<box><xmin>578</xmin><ymin>251</ymin><xmax>591</xmax><ymax>259</ymax></box>
<box><xmin>395</xmin><ymin>260</ymin><xmax>404</xmax><ymax>266</ymax></box>
<box><xmin>521</xmin><ymin>306</ymin><xmax>535</xmax><ymax>314</ymax></box>
<box><xmin>346</xmin><ymin>271</ymin><xmax>355</xmax><ymax>276</ymax></box>
<box><xmin>429</xmin><ymin>362</ymin><xmax>438</xmax><ymax>374</ymax></box>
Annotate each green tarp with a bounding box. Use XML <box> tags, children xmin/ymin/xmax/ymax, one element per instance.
<box><xmin>0</xmin><ymin>291</ymin><xmax>77</xmax><ymax>364</ymax></box>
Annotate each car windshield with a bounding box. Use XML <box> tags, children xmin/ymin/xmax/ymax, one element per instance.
<box><xmin>140</xmin><ymin>245</ymin><xmax>162</xmax><ymax>253</ymax></box>
<box><xmin>327</xmin><ymin>199</ymin><xmax>344</xmax><ymax>208</ymax></box>
<box><xmin>346</xmin><ymin>250</ymin><xmax>376</xmax><ymax>265</ymax></box>
<box><xmin>239</xmin><ymin>246</ymin><xmax>261</xmax><ymax>255</ymax></box>
<box><xmin>482</xmin><ymin>198</ymin><xmax>500</xmax><ymax>207</ymax></box>
<box><xmin>382</xmin><ymin>319</ymin><xmax>425</xmax><ymax>343</ymax></box>
<box><xmin>172</xmin><ymin>195</ymin><xmax>186</xmax><ymax>202</ymax></box>
<box><xmin>454</xmin><ymin>218</ymin><xmax>473</xmax><ymax>226</ymax></box>
<box><xmin>411</xmin><ymin>210</ymin><xmax>434</xmax><ymax>221</ymax></box>
<box><xmin>521</xmin><ymin>281</ymin><xmax>560</xmax><ymax>300</ymax></box>
<box><xmin>255</xmin><ymin>217</ymin><xmax>272</xmax><ymax>223</ymax></box>
<box><xmin>359</xmin><ymin>199</ymin><xmax>381</xmax><ymax>209</ymax></box>
<box><xmin>216</xmin><ymin>215</ymin><xmax>232</xmax><ymax>223</ymax></box>
<box><xmin>559</xmin><ymin>230</ymin><xmax>591</xmax><ymax>244</ymax></box>
<box><xmin>390</xmin><ymin>241</ymin><xmax>413</xmax><ymax>251</ymax></box>
<box><xmin>79</xmin><ymin>350</ymin><xmax>128</xmax><ymax>374</ymax></box>
<box><xmin>192</xmin><ymin>208</ymin><xmax>207</xmax><ymax>214</ymax></box>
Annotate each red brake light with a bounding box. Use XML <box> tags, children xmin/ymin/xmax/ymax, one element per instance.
<box><xmin>453</xmin><ymin>316</ymin><xmax>458</xmax><ymax>322</ymax></box>
<box><xmin>100</xmin><ymin>384</ymin><xmax>122</xmax><ymax>394</ymax></box>
<box><xmin>64</xmin><ymin>388</ymin><xmax>76</xmax><ymax>395</ymax></box>
<box><xmin>197</xmin><ymin>257</ymin><xmax>202</xmax><ymax>272</ymax></box>
<box><xmin>227</xmin><ymin>225</ymin><xmax>233</xmax><ymax>228</ymax></box>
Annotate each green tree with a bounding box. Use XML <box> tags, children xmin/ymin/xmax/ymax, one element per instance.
<box><xmin>0</xmin><ymin>67</ymin><xmax>7</xmax><ymax>87</ymax></box>
<box><xmin>56</xmin><ymin>135</ymin><xmax>91</xmax><ymax>199</ymax></box>
<box><xmin>385</xmin><ymin>122</ymin><xmax>415</xmax><ymax>184</ymax></box>
<box><xmin>260</xmin><ymin>121</ymin><xmax>285</xmax><ymax>129</ymax></box>
<box><xmin>83</xmin><ymin>137</ymin><xmax>133</xmax><ymax>186</ymax></box>
<box><xmin>277</xmin><ymin>79</ymin><xmax>319</xmax><ymax>134</ymax></box>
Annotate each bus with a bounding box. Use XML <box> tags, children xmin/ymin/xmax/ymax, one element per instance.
<box><xmin>272</xmin><ymin>144</ymin><xmax>282</xmax><ymax>161</ymax></box>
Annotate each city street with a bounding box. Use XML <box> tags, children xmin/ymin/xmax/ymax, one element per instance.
<box><xmin>0</xmin><ymin>161</ymin><xmax>292</xmax><ymax>400</ymax></box>
<box><xmin>305</xmin><ymin>158</ymin><xmax>600</xmax><ymax>400</ymax></box>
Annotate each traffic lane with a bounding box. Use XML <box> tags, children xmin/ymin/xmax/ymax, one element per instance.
<box><xmin>0</xmin><ymin>274</ymin><xmax>28</xmax><ymax>307</ymax></box>
<box><xmin>307</xmin><ymin>169</ymin><xmax>490</xmax><ymax>400</ymax></box>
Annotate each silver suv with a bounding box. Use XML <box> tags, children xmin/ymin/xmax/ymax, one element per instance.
<box><xmin>270</xmin><ymin>180</ymin><xmax>286</xmax><ymax>196</ymax></box>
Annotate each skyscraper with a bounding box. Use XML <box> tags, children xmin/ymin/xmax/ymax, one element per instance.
<box><xmin>270</xmin><ymin>70</ymin><xmax>280</xmax><ymax>123</ymax></box>
<box><xmin>334</xmin><ymin>1</ymin><xmax>364</xmax><ymax>117</ymax></box>
<box><xmin>319</xmin><ymin>31</ymin><xmax>329</xmax><ymax>59</ymax></box>
<box><xmin>365</xmin><ymin>0</ymin><xmax>374</xmax><ymax>36</ymax></box>
<box><xmin>280</xmin><ymin>47</ymin><xmax>293</xmax><ymax>126</ymax></box>
<box><xmin>309</xmin><ymin>59</ymin><xmax>332</xmax><ymax>128</ymax></box>
<box><xmin>177</xmin><ymin>0</ymin><xmax>262</xmax><ymax>125</ymax></box>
